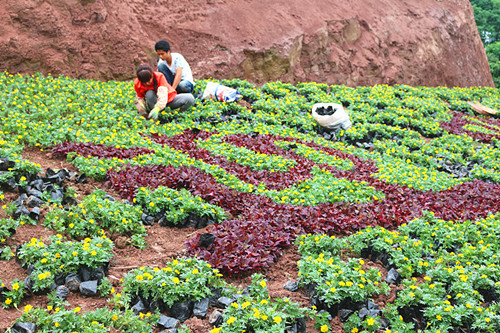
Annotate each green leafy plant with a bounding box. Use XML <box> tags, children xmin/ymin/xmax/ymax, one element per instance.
<box><xmin>16</xmin><ymin>303</ymin><xmax>158</xmax><ymax>333</ymax></box>
<box><xmin>210</xmin><ymin>273</ymin><xmax>322</xmax><ymax>333</ymax></box>
<box><xmin>134</xmin><ymin>186</ymin><xmax>227</xmax><ymax>226</ymax></box>
<box><xmin>122</xmin><ymin>257</ymin><xmax>227</xmax><ymax>307</ymax></box>
<box><xmin>18</xmin><ymin>234</ymin><xmax>113</xmax><ymax>292</ymax></box>
<box><xmin>44</xmin><ymin>189</ymin><xmax>147</xmax><ymax>248</ymax></box>
<box><xmin>1</xmin><ymin>278</ymin><xmax>26</xmax><ymax>309</ymax></box>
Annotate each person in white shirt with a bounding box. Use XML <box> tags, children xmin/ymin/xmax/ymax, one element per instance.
<box><xmin>155</xmin><ymin>40</ymin><xmax>195</xmax><ymax>94</ymax></box>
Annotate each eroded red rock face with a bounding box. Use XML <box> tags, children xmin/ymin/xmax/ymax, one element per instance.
<box><xmin>0</xmin><ymin>0</ymin><xmax>494</xmax><ymax>87</ymax></box>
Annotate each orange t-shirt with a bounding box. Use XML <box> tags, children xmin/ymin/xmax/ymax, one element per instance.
<box><xmin>134</xmin><ymin>71</ymin><xmax>177</xmax><ymax>103</ymax></box>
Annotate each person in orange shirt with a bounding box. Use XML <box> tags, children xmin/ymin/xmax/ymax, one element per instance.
<box><xmin>133</xmin><ymin>64</ymin><xmax>194</xmax><ymax>120</ymax></box>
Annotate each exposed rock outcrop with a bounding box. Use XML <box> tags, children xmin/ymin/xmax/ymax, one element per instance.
<box><xmin>0</xmin><ymin>0</ymin><xmax>494</xmax><ymax>87</ymax></box>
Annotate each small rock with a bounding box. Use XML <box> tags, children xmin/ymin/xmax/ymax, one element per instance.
<box><xmin>55</xmin><ymin>285</ymin><xmax>70</xmax><ymax>300</ymax></box>
<box><xmin>283</xmin><ymin>281</ymin><xmax>299</xmax><ymax>292</ymax></box>
<box><xmin>79</xmin><ymin>280</ymin><xmax>98</xmax><ymax>296</ymax></box>
<box><xmin>13</xmin><ymin>205</ymin><xmax>30</xmax><ymax>219</ymax></box>
<box><xmin>27</xmin><ymin>189</ymin><xmax>43</xmax><ymax>198</ymax></box>
<box><xmin>26</xmin><ymin>195</ymin><xmax>44</xmax><ymax>208</ymax></box>
<box><xmin>192</xmin><ymin>298</ymin><xmax>210</xmax><ymax>318</ymax></box>
<box><xmin>51</xmin><ymin>189</ymin><xmax>64</xmax><ymax>202</ymax></box>
<box><xmin>11</xmin><ymin>322</ymin><xmax>36</xmax><ymax>333</ymax></box>
<box><xmin>158</xmin><ymin>314</ymin><xmax>180</xmax><ymax>329</ymax></box>
<box><xmin>339</xmin><ymin>309</ymin><xmax>353</xmax><ymax>322</ymax></box>
<box><xmin>385</xmin><ymin>267</ymin><xmax>401</xmax><ymax>284</ymax></box>
<box><xmin>358</xmin><ymin>307</ymin><xmax>369</xmax><ymax>320</ymax></box>
<box><xmin>379</xmin><ymin>318</ymin><xmax>390</xmax><ymax>330</ymax></box>
<box><xmin>141</xmin><ymin>213</ymin><xmax>154</xmax><ymax>226</ymax></box>
<box><xmin>367</xmin><ymin>300</ymin><xmax>379</xmax><ymax>310</ymax></box>
<box><xmin>28</xmin><ymin>179</ymin><xmax>44</xmax><ymax>191</ymax></box>
<box><xmin>29</xmin><ymin>207</ymin><xmax>40</xmax><ymax>220</ymax></box>
<box><xmin>75</xmin><ymin>173</ymin><xmax>87</xmax><ymax>184</ymax></box>
<box><xmin>159</xmin><ymin>330</ymin><xmax>178</xmax><ymax>333</ymax></box>
<box><xmin>14</xmin><ymin>193</ymin><xmax>27</xmax><ymax>207</ymax></box>
<box><xmin>45</xmin><ymin>168</ymin><xmax>56</xmax><ymax>177</ymax></box>
<box><xmin>208</xmin><ymin>310</ymin><xmax>223</xmax><ymax>326</ymax></box>
<box><xmin>65</xmin><ymin>272</ymin><xmax>81</xmax><ymax>291</ymax></box>
<box><xmin>3</xmin><ymin>177</ymin><xmax>18</xmax><ymax>191</ymax></box>
<box><xmin>132</xmin><ymin>299</ymin><xmax>147</xmax><ymax>314</ymax></box>
<box><xmin>317</xmin><ymin>309</ymin><xmax>332</xmax><ymax>321</ymax></box>
<box><xmin>215</xmin><ymin>296</ymin><xmax>233</xmax><ymax>309</ymax></box>
<box><xmin>102</xmin><ymin>194</ymin><xmax>115</xmax><ymax>201</ymax></box>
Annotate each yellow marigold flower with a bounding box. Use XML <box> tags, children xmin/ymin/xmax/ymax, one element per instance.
<box><xmin>24</xmin><ymin>305</ymin><xmax>33</xmax><ymax>313</ymax></box>
<box><xmin>260</xmin><ymin>280</ymin><xmax>267</xmax><ymax>288</ymax></box>
<box><xmin>273</xmin><ymin>316</ymin><xmax>282</xmax><ymax>323</ymax></box>
<box><xmin>321</xmin><ymin>325</ymin><xmax>329</xmax><ymax>332</ymax></box>
<box><xmin>227</xmin><ymin>316</ymin><xmax>236</xmax><ymax>324</ymax></box>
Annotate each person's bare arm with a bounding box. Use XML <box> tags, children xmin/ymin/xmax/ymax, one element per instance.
<box><xmin>172</xmin><ymin>67</ymin><xmax>183</xmax><ymax>90</ymax></box>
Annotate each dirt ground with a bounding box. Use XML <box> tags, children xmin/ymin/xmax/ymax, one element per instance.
<box><xmin>0</xmin><ymin>146</ymin><xmax>398</xmax><ymax>332</ymax></box>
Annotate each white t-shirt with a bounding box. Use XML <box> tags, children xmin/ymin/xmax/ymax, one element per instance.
<box><xmin>158</xmin><ymin>53</ymin><xmax>195</xmax><ymax>86</ymax></box>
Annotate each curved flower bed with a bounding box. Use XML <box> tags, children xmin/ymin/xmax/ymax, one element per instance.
<box><xmin>1</xmin><ymin>72</ymin><xmax>500</xmax><ymax>332</ymax></box>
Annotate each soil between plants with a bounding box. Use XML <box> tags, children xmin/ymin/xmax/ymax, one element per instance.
<box><xmin>0</xmin><ymin>146</ymin><xmax>398</xmax><ymax>332</ymax></box>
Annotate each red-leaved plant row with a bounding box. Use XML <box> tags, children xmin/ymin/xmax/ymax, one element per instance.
<box><xmin>51</xmin><ymin>141</ymin><xmax>155</xmax><ymax>159</ymax></box>
<box><xmin>440</xmin><ymin>112</ymin><xmax>500</xmax><ymax>143</ymax></box>
<box><xmin>98</xmin><ymin>129</ymin><xmax>500</xmax><ymax>276</ymax></box>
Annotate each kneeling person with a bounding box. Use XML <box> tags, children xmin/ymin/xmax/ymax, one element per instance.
<box><xmin>155</xmin><ymin>40</ymin><xmax>195</xmax><ymax>94</ymax></box>
<box><xmin>133</xmin><ymin>64</ymin><xmax>194</xmax><ymax>120</ymax></box>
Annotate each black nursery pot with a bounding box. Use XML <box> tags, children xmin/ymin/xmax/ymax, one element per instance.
<box><xmin>165</xmin><ymin>299</ymin><xmax>194</xmax><ymax>322</ymax></box>
<box><xmin>479</xmin><ymin>286</ymin><xmax>500</xmax><ymax>303</ymax></box>
<box><xmin>398</xmin><ymin>304</ymin><xmax>424</xmax><ymax>325</ymax></box>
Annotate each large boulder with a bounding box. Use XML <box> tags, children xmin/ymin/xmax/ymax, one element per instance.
<box><xmin>0</xmin><ymin>0</ymin><xmax>493</xmax><ymax>87</ymax></box>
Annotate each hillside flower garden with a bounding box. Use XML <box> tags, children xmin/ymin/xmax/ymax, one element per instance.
<box><xmin>0</xmin><ymin>71</ymin><xmax>500</xmax><ymax>332</ymax></box>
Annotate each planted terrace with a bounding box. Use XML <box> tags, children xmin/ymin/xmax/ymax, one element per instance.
<box><xmin>0</xmin><ymin>72</ymin><xmax>499</xmax><ymax>332</ymax></box>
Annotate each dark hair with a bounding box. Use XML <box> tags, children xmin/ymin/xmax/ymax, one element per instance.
<box><xmin>155</xmin><ymin>40</ymin><xmax>171</xmax><ymax>53</ymax></box>
<box><xmin>136</xmin><ymin>64</ymin><xmax>153</xmax><ymax>84</ymax></box>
